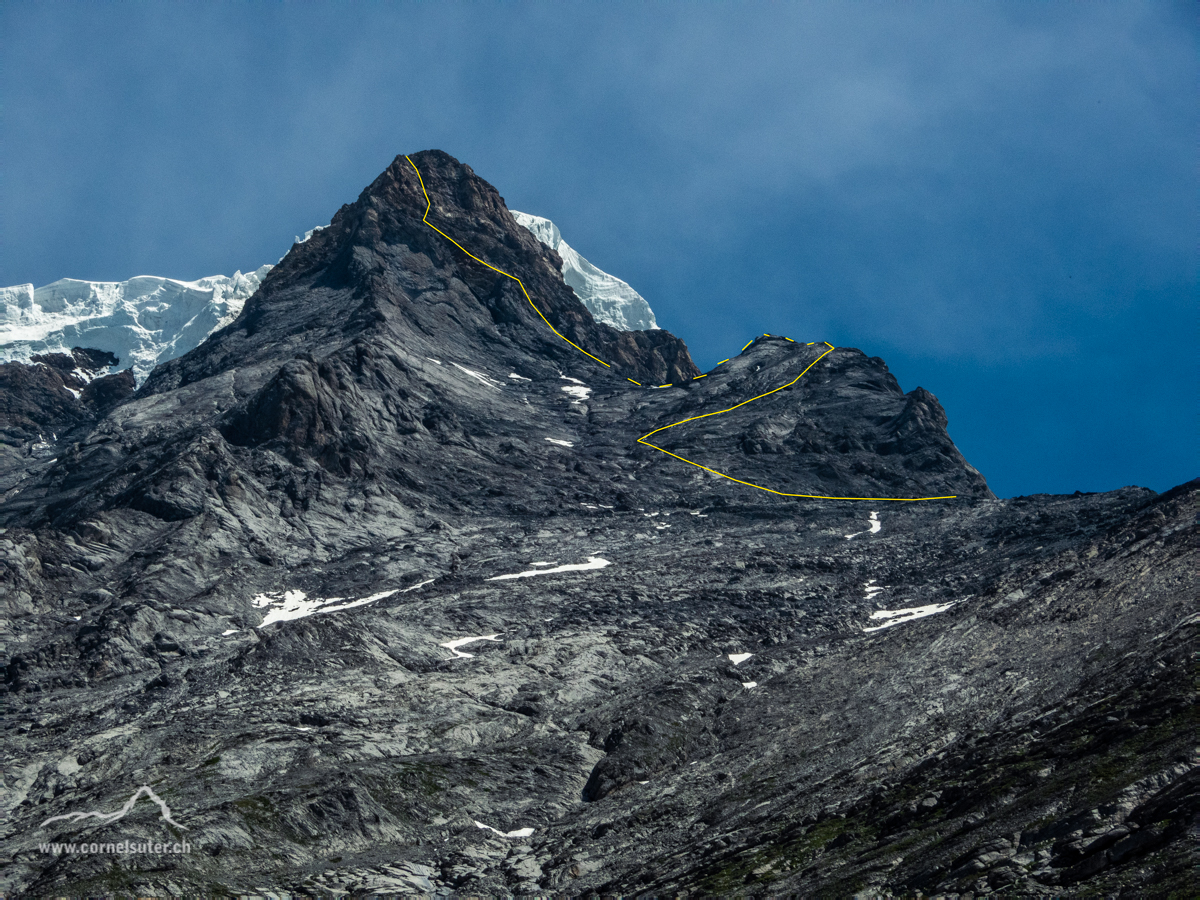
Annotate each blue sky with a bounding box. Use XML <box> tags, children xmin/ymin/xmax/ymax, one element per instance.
<box><xmin>2</xmin><ymin>2</ymin><xmax>1195</xmax><ymax>497</ymax></box>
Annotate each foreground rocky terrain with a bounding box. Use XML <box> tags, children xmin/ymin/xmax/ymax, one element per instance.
<box><xmin>1</xmin><ymin>150</ymin><xmax>1194</xmax><ymax>897</ymax></box>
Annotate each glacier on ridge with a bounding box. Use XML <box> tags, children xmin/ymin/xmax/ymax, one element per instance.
<box><xmin>0</xmin><ymin>213</ymin><xmax>654</xmax><ymax>385</ymax></box>
<box><xmin>0</xmin><ymin>266</ymin><xmax>272</xmax><ymax>383</ymax></box>
<box><xmin>512</xmin><ymin>211</ymin><xmax>658</xmax><ymax>332</ymax></box>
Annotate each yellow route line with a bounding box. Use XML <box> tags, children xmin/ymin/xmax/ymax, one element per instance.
<box><xmin>638</xmin><ymin>342</ymin><xmax>835</xmax><ymax>442</ymax></box>
<box><xmin>407</xmin><ymin>156</ymin><xmax>611</xmax><ymax>369</ymax></box>
<box><xmin>405</xmin><ymin>156</ymin><xmax>955</xmax><ymax>502</ymax></box>
<box><xmin>637</xmin><ymin>340</ymin><xmax>955</xmax><ymax>500</ymax></box>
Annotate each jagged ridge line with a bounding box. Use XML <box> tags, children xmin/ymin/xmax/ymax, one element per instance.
<box><xmin>404</xmin><ymin>157</ymin><xmax>955</xmax><ymax>502</ymax></box>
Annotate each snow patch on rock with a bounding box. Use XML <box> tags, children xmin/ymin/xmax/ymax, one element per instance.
<box><xmin>560</xmin><ymin>376</ymin><xmax>592</xmax><ymax>404</ymax></box>
<box><xmin>473</xmin><ymin>820</ymin><xmax>534</xmax><ymax>839</ymax></box>
<box><xmin>863</xmin><ymin>603</ymin><xmax>955</xmax><ymax>633</ymax></box>
<box><xmin>295</xmin><ymin>225</ymin><xmax>327</xmax><ymax>244</ymax></box>
<box><xmin>846</xmin><ymin>512</ymin><xmax>882</xmax><ymax>540</ymax></box>
<box><xmin>488</xmin><ymin>557</ymin><xmax>610</xmax><ymax>581</ymax></box>
<box><xmin>440</xmin><ymin>634</ymin><xmax>504</xmax><ymax>659</ymax></box>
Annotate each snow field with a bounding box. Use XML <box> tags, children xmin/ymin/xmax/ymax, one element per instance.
<box><xmin>1</xmin><ymin>268</ymin><xmax>272</xmax><ymax>382</ymax></box>
<box><xmin>511</xmin><ymin>211</ymin><xmax>658</xmax><ymax>331</ymax></box>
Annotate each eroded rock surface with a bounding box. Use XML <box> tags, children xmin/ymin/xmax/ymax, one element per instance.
<box><xmin>0</xmin><ymin>150</ymin><xmax>1193</xmax><ymax>897</ymax></box>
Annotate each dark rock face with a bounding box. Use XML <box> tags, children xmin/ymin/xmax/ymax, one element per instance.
<box><xmin>0</xmin><ymin>347</ymin><xmax>135</xmax><ymax>499</ymax></box>
<box><xmin>633</xmin><ymin>338</ymin><xmax>992</xmax><ymax>501</ymax></box>
<box><xmin>0</xmin><ymin>150</ymin><xmax>1193</xmax><ymax>897</ymax></box>
<box><xmin>142</xmin><ymin>150</ymin><xmax>699</xmax><ymax>399</ymax></box>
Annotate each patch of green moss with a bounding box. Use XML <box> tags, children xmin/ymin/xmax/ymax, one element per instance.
<box><xmin>233</xmin><ymin>794</ymin><xmax>275</xmax><ymax>825</ymax></box>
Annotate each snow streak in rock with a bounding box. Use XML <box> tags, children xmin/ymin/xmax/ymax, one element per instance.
<box><xmin>473</xmin><ymin>820</ymin><xmax>535</xmax><ymax>839</ymax></box>
<box><xmin>487</xmin><ymin>557</ymin><xmax>610</xmax><ymax>581</ymax></box>
<box><xmin>451</xmin><ymin>362</ymin><xmax>502</xmax><ymax>390</ymax></box>
<box><xmin>440</xmin><ymin>634</ymin><xmax>504</xmax><ymax>659</ymax></box>
<box><xmin>863</xmin><ymin>603</ymin><xmax>955</xmax><ymax>633</ymax></box>
<box><xmin>253</xmin><ymin>587</ymin><xmax>401</xmax><ymax>628</ymax></box>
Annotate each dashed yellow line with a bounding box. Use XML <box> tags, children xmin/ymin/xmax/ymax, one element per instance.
<box><xmin>405</xmin><ymin>156</ymin><xmax>955</xmax><ymax>502</ymax></box>
<box><xmin>636</xmin><ymin>339</ymin><xmax>956</xmax><ymax>500</ymax></box>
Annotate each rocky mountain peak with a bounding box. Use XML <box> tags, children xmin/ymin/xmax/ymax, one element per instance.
<box><xmin>141</xmin><ymin>150</ymin><xmax>698</xmax><ymax>400</ymax></box>
<box><xmin>2</xmin><ymin>150</ymin><xmax>992</xmax><ymax>532</ymax></box>
<box><xmin>2</xmin><ymin>149</ymin><xmax>1193</xmax><ymax>898</ymax></box>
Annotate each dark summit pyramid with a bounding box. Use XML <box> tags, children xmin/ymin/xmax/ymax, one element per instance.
<box><xmin>143</xmin><ymin>149</ymin><xmax>699</xmax><ymax>395</ymax></box>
